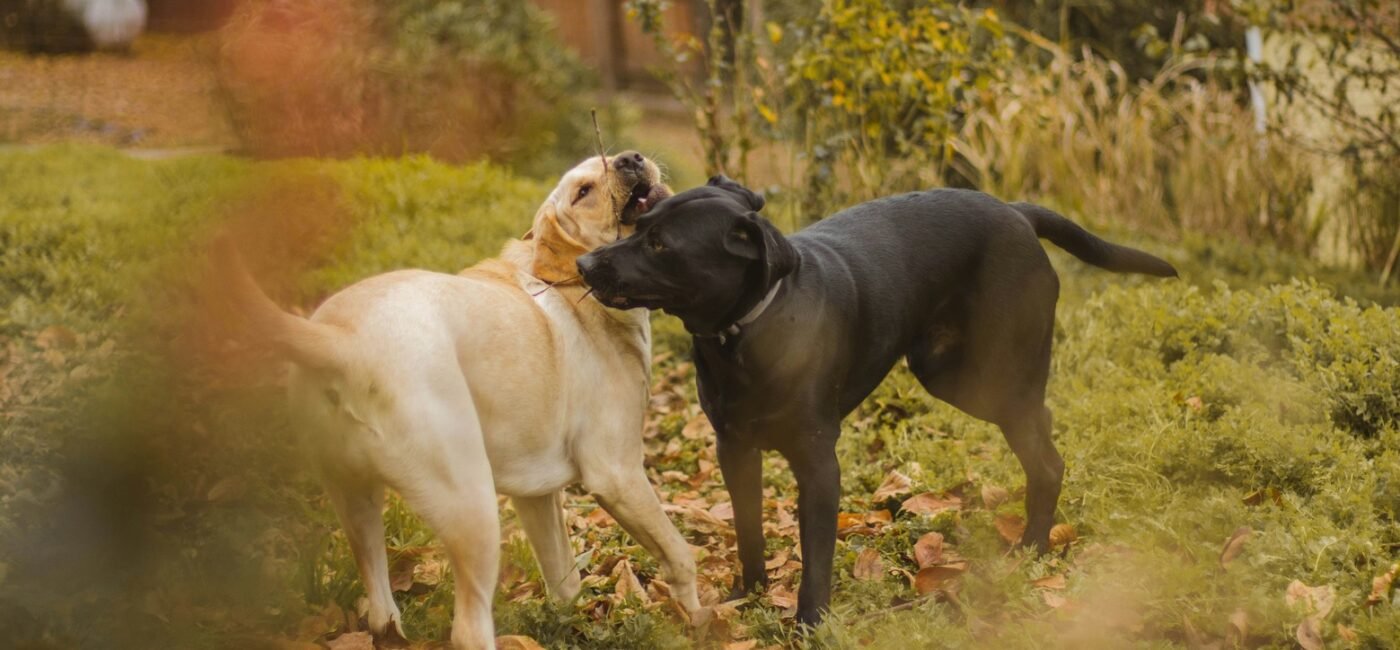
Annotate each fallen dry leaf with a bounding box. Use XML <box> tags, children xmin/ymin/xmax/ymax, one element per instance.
<box><xmin>994</xmin><ymin>514</ymin><xmax>1026</xmax><ymax>545</ymax></box>
<box><xmin>1337</xmin><ymin>622</ymin><xmax>1358</xmax><ymax>643</ymax></box>
<box><xmin>853</xmin><ymin>547</ymin><xmax>883</xmax><ymax>581</ymax></box>
<box><xmin>1368</xmin><ymin>563</ymin><xmax>1397</xmax><ymax>607</ymax></box>
<box><xmin>1286</xmin><ymin>580</ymin><xmax>1335</xmax><ymax>620</ymax></box>
<box><xmin>901</xmin><ymin>492</ymin><xmax>962</xmax><ymax>516</ymax></box>
<box><xmin>913</xmin><ymin>532</ymin><xmax>944</xmax><ymax>569</ymax></box>
<box><xmin>682</xmin><ymin>414</ymin><xmax>713</xmax><ymax>440</ymax></box>
<box><xmin>767</xmin><ymin>584</ymin><xmax>798</xmax><ymax>610</ymax></box>
<box><xmin>709</xmin><ymin>501</ymin><xmax>735</xmax><ymax>521</ymax></box>
<box><xmin>324</xmin><ymin>632</ymin><xmax>373</xmax><ymax>650</ymax></box>
<box><xmin>872</xmin><ymin>470</ymin><xmax>913</xmax><ymax>502</ymax></box>
<box><xmin>1296</xmin><ymin>616</ymin><xmax>1323</xmax><ymax>650</ymax></box>
<box><xmin>980</xmin><ymin>484</ymin><xmax>1010</xmax><ymax>510</ymax></box>
<box><xmin>613</xmin><ymin>559</ymin><xmax>650</xmax><ymax>603</ymax></box>
<box><xmin>836</xmin><ymin>512</ymin><xmax>866</xmax><ymax>531</ymax></box>
<box><xmin>764</xmin><ymin>549</ymin><xmax>790</xmax><ymax>571</ymax></box>
<box><xmin>35</xmin><ymin>325</ymin><xmax>79</xmax><ymax>350</ymax></box>
<box><xmin>913</xmin><ymin>563</ymin><xmax>966</xmax><ymax>595</ymax></box>
<box><xmin>723</xmin><ymin>641</ymin><xmax>758</xmax><ymax>650</ymax></box>
<box><xmin>865</xmin><ymin>509</ymin><xmax>893</xmax><ymax>525</ymax></box>
<box><xmin>1042</xmin><ymin>591</ymin><xmax>1067</xmax><ymax>608</ymax></box>
<box><xmin>1218</xmin><ymin>526</ymin><xmax>1252</xmax><ymax>569</ymax></box>
<box><xmin>1184</xmin><ymin>395</ymin><xmax>1205</xmax><ymax>412</ymax></box>
<box><xmin>496</xmin><ymin>635</ymin><xmax>548</xmax><ymax>650</ymax></box>
<box><xmin>1049</xmin><ymin>523</ymin><xmax>1078</xmax><ymax>547</ymax></box>
<box><xmin>1227</xmin><ymin>608</ymin><xmax>1248</xmax><ymax>646</ymax></box>
<box><xmin>1031</xmin><ymin>574</ymin><xmax>1067</xmax><ymax>590</ymax></box>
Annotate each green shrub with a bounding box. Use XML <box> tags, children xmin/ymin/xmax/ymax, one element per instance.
<box><xmin>216</xmin><ymin>0</ymin><xmax>591</xmax><ymax>167</ymax></box>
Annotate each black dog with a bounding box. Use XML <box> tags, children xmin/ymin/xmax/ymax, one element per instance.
<box><xmin>577</xmin><ymin>176</ymin><xmax>1176</xmax><ymax>625</ymax></box>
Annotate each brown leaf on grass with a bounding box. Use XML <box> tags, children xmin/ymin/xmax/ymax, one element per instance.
<box><xmin>1337</xmin><ymin>623</ymin><xmax>1358</xmax><ymax>643</ymax></box>
<box><xmin>389</xmin><ymin>554</ymin><xmax>419</xmax><ymax>593</ymax></box>
<box><xmin>613</xmin><ymin>559</ymin><xmax>650</xmax><ymax>603</ymax></box>
<box><xmin>36</xmin><ymin>325</ymin><xmax>78</xmax><ymax>350</ymax></box>
<box><xmin>1042</xmin><ymin>591</ymin><xmax>1067</xmax><ymax>608</ymax></box>
<box><xmin>913</xmin><ymin>532</ymin><xmax>944</xmax><ymax>569</ymax></box>
<box><xmin>853</xmin><ymin>548</ymin><xmax>883</xmax><ymax>581</ymax></box>
<box><xmin>767</xmin><ymin>584</ymin><xmax>798</xmax><ymax>609</ymax></box>
<box><xmin>1286</xmin><ymin>580</ymin><xmax>1336</xmax><ymax>620</ymax></box>
<box><xmin>872</xmin><ymin>470</ymin><xmax>913</xmax><ymax>502</ymax></box>
<box><xmin>205</xmin><ymin>476</ymin><xmax>246</xmax><ymax>502</ymax></box>
<box><xmin>324</xmin><ymin>632</ymin><xmax>373</xmax><ymax>650</ymax></box>
<box><xmin>1049</xmin><ymin>523</ymin><xmax>1078</xmax><ymax>547</ymax></box>
<box><xmin>1296</xmin><ymin>617</ymin><xmax>1323</xmax><ymax>650</ymax></box>
<box><xmin>1368</xmin><ymin>563</ymin><xmax>1398</xmax><ymax>606</ymax></box>
<box><xmin>865</xmin><ymin>509</ymin><xmax>893</xmax><ymax>525</ymax></box>
<box><xmin>901</xmin><ymin>492</ymin><xmax>962</xmax><ymax>516</ymax></box>
<box><xmin>1218</xmin><ymin>526</ymin><xmax>1252</xmax><ymax>569</ymax></box>
<box><xmin>1227</xmin><ymin>609</ymin><xmax>1248</xmax><ymax>646</ymax></box>
<box><xmin>496</xmin><ymin>635</ymin><xmax>548</xmax><ymax>650</ymax></box>
<box><xmin>1031</xmin><ymin>574</ymin><xmax>1067</xmax><ymax>590</ymax></box>
<box><xmin>709</xmin><ymin>501</ymin><xmax>734</xmax><ymax>521</ymax></box>
<box><xmin>980</xmin><ymin>484</ymin><xmax>1010</xmax><ymax>510</ymax></box>
<box><xmin>836</xmin><ymin>512</ymin><xmax>866</xmax><ymax>531</ymax></box>
<box><xmin>764</xmin><ymin>549</ymin><xmax>790</xmax><ymax>571</ymax></box>
<box><xmin>912</xmin><ymin>562</ymin><xmax>966</xmax><ymax>595</ymax></box>
<box><xmin>1184</xmin><ymin>395</ymin><xmax>1205</xmax><ymax>412</ymax></box>
<box><xmin>723</xmin><ymin>641</ymin><xmax>758</xmax><ymax>650</ymax></box>
<box><xmin>994</xmin><ymin>514</ymin><xmax>1026</xmax><ymax>545</ymax></box>
<box><xmin>682</xmin><ymin>414</ymin><xmax>713</xmax><ymax>440</ymax></box>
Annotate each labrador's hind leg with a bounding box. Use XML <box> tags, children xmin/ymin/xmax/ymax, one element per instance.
<box><xmin>386</xmin><ymin>392</ymin><xmax>500</xmax><ymax>650</ymax></box>
<box><xmin>997</xmin><ymin>404</ymin><xmax>1064</xmax><ymax>552</ymax></box>
<box><xmin>323</xmin><ymin>478</ymin><xmax>405</xmax><ymax>643</ymax></box>
<box><xmin>512</xmin><ymin>491</ymin><xmax>582</xmax><ymax>603</ymax></box>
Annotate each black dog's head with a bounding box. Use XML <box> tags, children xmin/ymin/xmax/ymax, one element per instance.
<box><xmin>577</xmin><ymin>175</ymin><xmax>798</xmax><ymax>335</ymax></box>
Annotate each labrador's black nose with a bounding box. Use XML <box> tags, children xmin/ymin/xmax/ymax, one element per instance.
<box><xmin>612</xmin><ymin>150</ymin><xmax>645</xmax><ymax>172</ymax></box>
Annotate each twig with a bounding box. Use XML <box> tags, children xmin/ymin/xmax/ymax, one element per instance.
<box><xmin>591</xmin><ymin>108</ymin><xmax>608</xmax><ymax>170</ymax></box>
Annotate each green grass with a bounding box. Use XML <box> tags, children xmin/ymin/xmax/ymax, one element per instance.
<box><xmin>1</xmin><ymin>146</ymin><xmax>1397</xmax><ymax>649</ymax></box>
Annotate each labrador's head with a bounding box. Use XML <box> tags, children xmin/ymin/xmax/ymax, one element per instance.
<box><xmin>576</xmin><ymin>175</ymin><xmax>797</xmax><ymax>334</ymax></box>
<box><xmin>528</xmin><ymin>151</ymin><xmax>671</xmax><ymax>283</ymax></box>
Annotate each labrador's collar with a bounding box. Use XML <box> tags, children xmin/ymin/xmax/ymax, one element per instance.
<box><xmin>700</xmin><ymin>279</ymin><xmax>782</xmax><ymax>346</ymax></box>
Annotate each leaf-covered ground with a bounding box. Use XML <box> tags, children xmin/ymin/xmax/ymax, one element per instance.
<box><xmin>1</xmin><ymin>148</ymin><xmax>1398</xmax><ymax>649</ymax></box>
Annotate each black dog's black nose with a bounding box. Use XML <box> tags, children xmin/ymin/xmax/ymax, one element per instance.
<box><xmin>612</xmin><ymin>150</ymin><xmax>645</xmax><ymax>172</ymax></box>
<box><xmin>577</xmin><ymin>253</ymin><xmax>601</xmax><ymax>278</ymax></box>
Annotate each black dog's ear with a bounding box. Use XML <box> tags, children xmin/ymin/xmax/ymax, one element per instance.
<box><xmin>707</xmin><ymin>174</ymin><xmax>766</xmax><ymax>211</ymax></box>
<box><xmin>725</xmin><ymin>212</ymin><xmax>796</xmax><ymax>286</ymax></box>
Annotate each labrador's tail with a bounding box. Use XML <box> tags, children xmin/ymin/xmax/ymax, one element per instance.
<box><xmin>214</xmin><ymin>237</ymin><xmax>345</xmax><ymax>369</ymax></box>
<box><xmin>1011</xmin><ymin>202</ymin><xmax>1178</xmax><ymax>278</ymax></box>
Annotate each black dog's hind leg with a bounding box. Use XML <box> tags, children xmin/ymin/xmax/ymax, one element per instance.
<box><xmin>717</xmin><ymin>437</ymin><xmax>768</xmax><ymax>598</ymax></box>
<box><xmin>787</xmin><ymin>437</ymin><xmax>841</xmax><ymax>626</ymax></box>
<box><xmin>998</xmin><ymin>405</ymin><xmax>1063</xmax><ymax>552</ymax></box>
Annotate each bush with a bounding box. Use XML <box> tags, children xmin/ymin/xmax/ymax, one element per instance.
<box><xmin>952</xmin><ymin>40</ymin><xmax>1321</xmax><ymax>256</ymax></box>
<box><xmin>216</xmin><ymin>0</ymin><xmax>591</xmax><ymax>166</ymax></box>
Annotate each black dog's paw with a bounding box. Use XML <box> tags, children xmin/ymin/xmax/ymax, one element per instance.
<box><xmin>706</xmin><ymin>174</ymin><xmax>766</xmax><ymax>211</ymax></box>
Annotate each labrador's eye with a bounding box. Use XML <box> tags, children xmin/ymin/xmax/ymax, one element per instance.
<box><xmin>575</xmin><ymin>184</ymin><xmax>592</xmax><ymax>201</ymax></box>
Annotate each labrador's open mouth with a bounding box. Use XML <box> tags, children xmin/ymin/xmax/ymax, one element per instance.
<box><xmin>620</xmin><ymin>182</ymin><xmax>671</xmax><ymax>225</ymax></box>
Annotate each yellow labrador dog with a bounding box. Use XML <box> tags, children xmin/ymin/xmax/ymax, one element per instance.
<box><xmin>222</xmin><ymin>153</ymin><xmax>696</xmax><ymax>649</ymax></box>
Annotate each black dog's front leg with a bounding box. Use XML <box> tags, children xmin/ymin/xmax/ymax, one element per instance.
<box><xmin>717</xmin><ymin>436</ymin><xmax>767</xmax><ymax>598</ymax></box>
<box><xmin>787</xmin><ymin>439</ymin><xmax>840</xmax><ymax>626</ymax></box>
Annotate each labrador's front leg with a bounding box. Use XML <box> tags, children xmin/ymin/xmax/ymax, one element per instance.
<box><xmin>787</xmin><ymin>438</ymin><xmax>840</xmax><ymax>627</ymax></box>
<box><xmin>717</xmin><ymin>435</ymin><xmax>767</xmax><ymax>599</ymax></box>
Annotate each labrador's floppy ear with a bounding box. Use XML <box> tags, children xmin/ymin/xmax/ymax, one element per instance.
<box><xmin>707</xmin><ymin>174</ymin><xmax>766</xmax><ymax>211</ymax></box>
<box><xmin>724</xmin><ymin>212</ymin><xmax>796</xmax><ymax>287</ymax></box>
<box><xmin>529</xmin><ymin>202</ymin><xmax>589</xmax><ymax>283</ymax></box>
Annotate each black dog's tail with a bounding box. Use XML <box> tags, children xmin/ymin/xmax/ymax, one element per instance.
<box><xmin>1011</xmin><ymin>202</ymin><xmax>1178</xmax><ymax>278</ymax></box>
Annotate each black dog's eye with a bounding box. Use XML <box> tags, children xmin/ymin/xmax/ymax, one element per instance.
<box><xmin>650</xmin><ymin>238</ymin><xmax>667</xmax><ymax>253</ymax></box>
<box><xmin>574</xmin><ymin>184</ymin><xmax>592</xmax><ymax>202</ymax></box>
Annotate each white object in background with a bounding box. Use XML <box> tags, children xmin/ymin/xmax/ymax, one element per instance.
<box><xmin>63</xmin><ymin>0</ymin><xmax>147</xmax><ymax>49</ymax></box>
<box><xmin>1246</xmin><ymin>25</ymin><xmax>1267</xmax><ymax>135</ymax></box>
